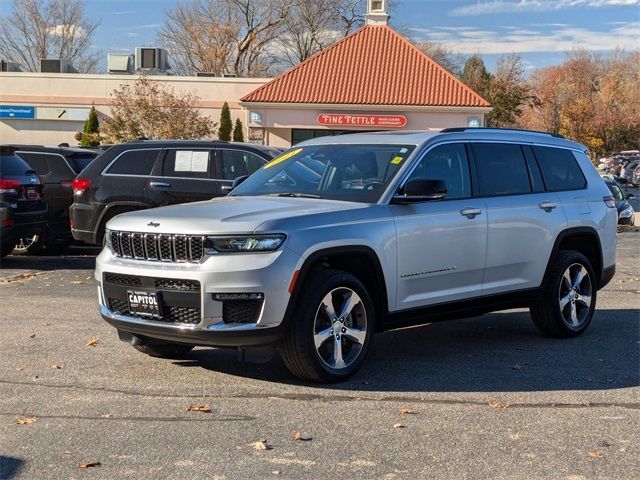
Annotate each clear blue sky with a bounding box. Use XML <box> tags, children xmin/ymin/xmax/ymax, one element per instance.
<box><xmin>2</xmin><ymin>0</ymin><xmax>638</xmax><ymax>73</ymax></box>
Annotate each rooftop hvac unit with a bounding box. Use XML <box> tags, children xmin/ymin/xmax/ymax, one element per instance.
<box><xmin>107</xmin><ymin>53</ymin><xmax>134</xmax><ymax>74</ymax></box>
<box><xmin>135</xmin><ymin>48</ymin><xmax>168</xmax><ymax>72</ymax></box>
<box><xmin>40</xmin><ymin>59</ymin><xmax>75</xmax><ymax>73</ymax></box>
<box><xmin>0</xmin><ymin>60</ymin><xmax>21</xmax><ymax>72</ymax></box>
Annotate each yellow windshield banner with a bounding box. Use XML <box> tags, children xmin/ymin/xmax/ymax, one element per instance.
<box><xmin>264</xmin><ymin>148</ymin><xmax>303</xmax><ymax>169</ymax></box>
<box><xmin>390</xmin><ymin>156</ymin><xmax>405</xmax><ymax>165</ymax></box>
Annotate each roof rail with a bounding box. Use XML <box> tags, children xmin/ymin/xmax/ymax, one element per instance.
<box><xmin>440</xmin><ymin>127</ymin><xmax>565</xmax><ymax>139</ymax></box>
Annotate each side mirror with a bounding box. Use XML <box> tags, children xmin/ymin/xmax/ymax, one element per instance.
<box><xmin>392</xmin><ymin>179</ymin><xmax>447</xmax><ymax>204</ymax></box>
<box><xmin>222</xmin><ymin>175</ymin><xmax>249</xmax><ymax>192</ymax></box>
<box><xmin>626</xmin><ymin>193</ymin><xmax>636</xmax><ymax>200</ymax></box>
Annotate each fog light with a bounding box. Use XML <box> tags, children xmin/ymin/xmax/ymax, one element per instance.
<box><xmin>212</xmin><ymin>293</ymin><xmax>264</xmax><ymax>301</ymax></box>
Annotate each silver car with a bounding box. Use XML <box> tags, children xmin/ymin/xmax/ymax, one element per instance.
<box><xmin>96</xmin><ymin>129</ymin><xmax>617</xmax><ymax>382</ymax></box>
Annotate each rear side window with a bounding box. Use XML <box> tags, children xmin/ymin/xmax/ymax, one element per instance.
<box><xmin>162</xmin><ymin>150</ymin><xmax>211</xmax><ymax>179</ymax></box>
<box><xmin>106</xmin><ymin>149</ymin><xmax>160</xmax><ymax>176</ymax></box>
<box><xmin>472</xmin><ymin>143</ymin><xmax>532</xmax><ymax>196</ymax></box>
<box><xmin>16</xmin><ymin>152</ymin><xmax>52</xmax><ymax>176</ymax></box>
<box><xmin>533</xmin><ymin>146</ymin><xmax>586</xmax><ymax>191</ymax></box>
<box><xmin>219</xmin><ymin>149</ymin><xmax>267</xmax><ymax>180</ymax></box>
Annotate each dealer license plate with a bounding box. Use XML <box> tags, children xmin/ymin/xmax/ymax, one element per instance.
<box><xmin>127</xmin><ymin>290</ymin><xmax>160</xmax><ymax>317</ymax></box>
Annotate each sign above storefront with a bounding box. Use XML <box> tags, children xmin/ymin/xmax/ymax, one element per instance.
<box><xmin>0</xmin><ymin>105</ymin><xmax>35</xmax><ymax>119</ymax></box>
<box><xmin>317</xmin><ymin>113</ymin><xmax>407</xmax><ymax>128</ymax></box>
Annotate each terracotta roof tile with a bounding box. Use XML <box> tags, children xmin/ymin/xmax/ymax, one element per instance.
<box><xmin>242</xmin><ymin>25</ymin><xmax>490</xmax><ymax>107</ymax></box>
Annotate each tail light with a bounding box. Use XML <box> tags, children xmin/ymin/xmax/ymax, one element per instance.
<box><xmin>1</xmin><ymin>219</ymin><xmax>13</xmax><ymax>227</ymax></box>
<box><xmin>72</xmin><ymin>178</ymin><xmax>92</xmax><ymax>195</ymax></box>
<box><xmin>0</xmin><ymin>178</ymin><xmax>21</xmax><ymax>194</ymax></box>
<box><xmin>603</xmin><ymin>195</ymin><xmax>616</xmax><ymax>208</ymax></box>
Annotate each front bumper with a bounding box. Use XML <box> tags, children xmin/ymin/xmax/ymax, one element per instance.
<box><xmin>95</xmin><ymin>245</ymin><xmax>302</xmax><ymax>347</ymax></box>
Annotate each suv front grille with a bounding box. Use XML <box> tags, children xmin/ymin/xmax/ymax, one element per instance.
<box><xmin>107</xmin><ymin>298</ymin><xmax>200</xmax><ymax>325</ymax></box>
<box><xmin>110</xmin><ymin>231</ymin><xmax>205</xmax><ymax>263</ymax></box>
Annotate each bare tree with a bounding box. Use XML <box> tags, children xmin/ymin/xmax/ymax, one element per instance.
<box><xmin>337</xmin><ymin>0</ymin><xmax>367</xmax><ymax>36</ymax></box>
<box><xmin>158</xmin><ymin>0</ymin><xmax>293</xmax><ymax>77</ymax></box>
<box><xmin>0</xmin><ymin>0</ymin><xmax>99</xmax><ymax>72</ymax></box>
<box><xmin>411</xmin><ymin>40</ymin><xmax>464</xmax><ymax>76</ymax></box>
<box><xmin>101</xmin><ymin>75</ymin><xmax>215</xmax><ymax>143</ymax></box>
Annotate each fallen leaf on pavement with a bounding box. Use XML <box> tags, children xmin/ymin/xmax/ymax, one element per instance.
<box><xmin>249</xmin><ymin>439</ymin><xmax>271</xmax><ymax>450</ymax></box>
<box><xmin>50</xmin><ymin>364</ymin><xmax>62</xmax><ymax>369</ymax></box>
<box><xmin>399</xmin><ymin>408</ymin><xmax>416</xmax><ymax>415</ymax></box>
<box><xmin>100</xmin><ymin>414</ymin><xmax>112</xmax><ymax>418</ymax></box>
<box><xmin>393</xmin><ymin>423</ymin><xmax>406</xmax><ymax>429</ymax></box>
<box><xmin>85</xmin><ymin>337</ymin><xmax>99</xmax><ymax>347</ymax></box>
<box><xmin>272</xmin><ymin>471</ymin><xmax>281</xmax><ymax>475</ymax></box>
<box><xmin>29</xmin><ymin>334</ymin><xmax>36</xmax><ymax>339</ymax></box>
<box><xmin>15</xmin><ymin>417</ymin><xmax>36</xmax><ymax>425</ymax></box>
<box><xmin>41</xmin><ymin>323</ymin><xmax>51</xmax><ymax>326</ymax></box>
<box><xmin>78</xmin><ymin>461</ymin><xmax>101</xmax><ymax>469</ymax></box>
<box><xmin>70</xmin><ymin>281</ymin><xmax>84</xmax><ymax>285</ymax></box>
<box><xmin>587</xmin><ymin>451</ymin><xmax>604</xmax><ymax>458</ymax></box>
<box><xmin>489</xmin><ymin>402</ymin><xmax>509</xmax><ymax>409</ymax></box>
<box><xmin>293</xmin><ymin>431</ymin><xmax>312</xmax><ymax>441</ymax></box>
<box><xmin>185</xmin><ymin>405</ymin><xmax>211</xmax><ymax>413</ymax></box>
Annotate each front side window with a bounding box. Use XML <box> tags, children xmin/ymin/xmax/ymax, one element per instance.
<box><xmin>472</xmin><ymin>143</ymin><xmax>532</xmax><ymax>196</ymax></box>
<box><xmin>219</xmin><ymin>150</ymin><xmax>267</xmax><ymax>180</ymax></box>
<box><xmin>162</xmin><ymin>150</ymin><xmax>211</xmax><ymax>179</ymax></box>
<box><xmin>231</xmin><ymin>144</ymin><xmax>416</xmax><ymax>203</ymax></box>
<box><xmin>533</xmin><ymin>146</ymin><xmax>586</xmax><ymax>191</ymax></box>
<box><xmin>406</xmin><ymin>143</ymin><xmax>471</xmax><ymax>199</ymax></box>
<box><xmin>107</xmin><ymin>149</ymin><xmax>160</xmax><ymax>176</ymax></box>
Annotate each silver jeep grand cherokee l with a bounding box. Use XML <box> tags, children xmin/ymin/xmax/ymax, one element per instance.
<box><xmin>96</xmin><ymin>129</ymin><xmax>617</xmax><ymax>382</ymax></box>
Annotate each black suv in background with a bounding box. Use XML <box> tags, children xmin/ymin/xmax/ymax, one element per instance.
<box><xmin>70</xmin><ymin>140</ymin><xmax>278</xmax><ymax>245</ymax></box>
<box><xmin>0</xmin><ymin>149</ymin><xmax>48</xmax><ymax>259</ymax></box>
<box><xmin>6</xmin><ymin>145</ymin><xmax>100</xmax><ymax>254</ymax></box>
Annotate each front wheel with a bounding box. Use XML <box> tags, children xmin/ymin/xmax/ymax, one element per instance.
<box><xmin>281</xmin><ymin>269</ymin><xmax>375</xmax><ymax>382</ymax></box>
<box><xmin>530</xmin><ymin>250</ymin><xmax>597</xmax><ymax>338</ymax></box>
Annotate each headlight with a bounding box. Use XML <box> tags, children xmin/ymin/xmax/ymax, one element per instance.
<box><xmin>619</xmin><ymin>206</ymin><xmax>634</xmax><ymax>218</ymax></box>
<box><xmin>205</xmin><ymin>235</ymin><xmax>286</xmax><ymax>253</ymax></box>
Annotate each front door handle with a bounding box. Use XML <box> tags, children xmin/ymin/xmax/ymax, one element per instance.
<box><xmin>149</xmin><ymin>181</ymin><xmax>171</xmax><ymax>189</ymax></box>
<box><xmin>538</xmin><ymin>201</ymin><xmax>557</xmax><ymax>212</ymax></box>
<box><xmin>460</xmin><ymin>208</ymin><xmax>482</xmax><ymax>218</ymax></box>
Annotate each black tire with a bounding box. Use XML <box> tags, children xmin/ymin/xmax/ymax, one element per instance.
<box><xmin>133</xmin><ymin>343</ymin><xmax>194</xmax><ymax>359</ymax></box>
<box><xmin>281</xmin><ymin>269</ymin><xmax>375</xmax><ymax>383</ymax></box>
<box><xmin>13</xmin><ymin>235</ymin><xmax>44</xmax><ymax>255</ymax></box>
<box><xmin>530</xmin><ymin>250</ymin><xmax>597</xmax><ymax>338</ymax></box>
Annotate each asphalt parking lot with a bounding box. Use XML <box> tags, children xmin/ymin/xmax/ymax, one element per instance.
<box><xmin>0</xmin><ymin>235</ymin><xmax>638</xmax><ymax>480</ymax></box>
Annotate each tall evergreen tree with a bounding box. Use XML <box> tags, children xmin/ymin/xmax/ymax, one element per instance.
<box><xmin>233</xmin><ymin>118</ymin><xmax>245</xmax><ymax>142</ymax></box>
<box><xmin>218</xmin><ymin>102</ymin><xmax>232</xmax><ymax>141</ymax></box>
<box><xmin>80</xmin><ymin>104</ymin><xmax>100</xmax><ymax>146</ymax></box>
<box><xmin>460</xmin><ymin>54</ymin><xmax>492</xmax><ymax>101</ymax></box>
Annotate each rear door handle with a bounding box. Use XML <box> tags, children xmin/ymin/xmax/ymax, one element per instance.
<box><xmin>149</xmin><ymin>181</ymin><xmax>171</xmax><ymax>189</ymax></box>
<box><xmin>460</xmin><ymin>208</ymin><xmax>482</xmax><ymax>218</ymax></box>
<box><xmin>538</xmin><ymin>201</ymin><xmax>557</xmax><ymax>211</ymax></box>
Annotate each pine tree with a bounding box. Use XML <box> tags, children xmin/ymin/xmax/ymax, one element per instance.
<box><xmin>80</xmin><ymin>105</ymin><xmax>100</xmax><ymax>146</ymax></box>
<box><xmin>233</xmin><ymin>118</ymin><xmax>245</xmax><ymax>142</ymax></box>
<box><xmin>218</xmin><ymin>102</ymin><xmax>232</xmax><ymax>141</ymax></box>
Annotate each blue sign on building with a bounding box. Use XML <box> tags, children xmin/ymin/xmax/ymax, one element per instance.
<box><xmin>0</xmin><ymin>105</ymin><xmax>36</xmax><ymax>119</ymax></box>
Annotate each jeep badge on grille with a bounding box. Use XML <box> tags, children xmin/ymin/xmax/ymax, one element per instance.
<box><xmin>147</xmin><ymin>222</ymin><xmax>160</xmax><ymax>227</ymax></box>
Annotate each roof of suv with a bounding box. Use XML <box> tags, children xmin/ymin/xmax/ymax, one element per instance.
<box><xmin>113</xmin><ymin>140</ymin><xmax>276</xmax><ymax>152</ymax></box>
<box><xmin>2</xmin><ymin>144</ymin><xmax>101</xmax><ymax>156</ymax></box>
<box><xmin>298</xmin><ymin>128</ymin><xmax>587</xmax><ymax>152</ymax></box>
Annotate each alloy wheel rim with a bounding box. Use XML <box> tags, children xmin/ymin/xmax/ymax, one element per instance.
<box><xmin>14</xmin><ymin>235</ymin><xmax>38</xmax><ymax>252</ymax></box>
<box><xmin>313</xmin><ymin>287</ymin><xmax>367</xmax><ymax>370</ymax></box>
<box><xmin>558</xmin><ymin>263</ymin><xmax>593</xmax><ymax>328</ymax></box>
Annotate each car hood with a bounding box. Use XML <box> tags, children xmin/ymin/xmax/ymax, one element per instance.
<box><xmin>106</xmin><ymin>195</ymin><xmax>371</xmax><ymax>234</ymax></box>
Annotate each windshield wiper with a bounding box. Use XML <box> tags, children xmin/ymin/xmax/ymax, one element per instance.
<box><xmin>271</xmin><ymin>193</ymin><xmax>321</xmax><ymax>199</ymax></box>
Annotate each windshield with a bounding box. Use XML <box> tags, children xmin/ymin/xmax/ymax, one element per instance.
<box><xmin>607</xmin><ymin>182</ymin><xmax>624</xmax><ymax>200</ymax></box>
<box><xmin>230</xmin><ymin>144</ymin><xmax>416</xmax><ymax>203</ymax></box>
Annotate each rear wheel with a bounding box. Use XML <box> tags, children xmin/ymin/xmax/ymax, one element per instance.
<box><xmin>133</xmin><ymin>343</ymin><xmax>194</xmax><ymax>359</ymax></box>
<box><xmin>13</xmin><ymin>235</ymin><xmax>43</xmax><ymax>255</ymax></box>
<box><xmin>281</xmin><ymin>269</ymin><xmax>374</xmax><ymax>382</ymax></box>
<box><xmin>530</xmin><ymin>250</ymin><xmax>597</xmax><ymax>338</ymax></box>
